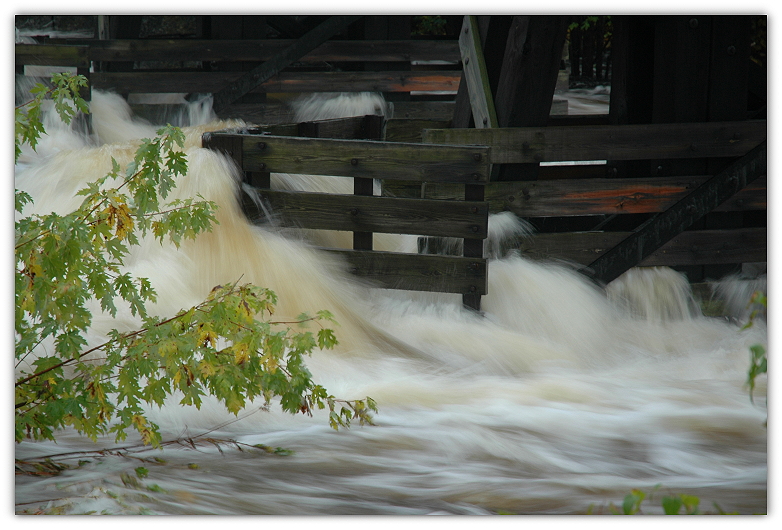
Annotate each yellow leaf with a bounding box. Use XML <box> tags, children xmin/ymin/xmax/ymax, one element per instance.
<box><xmin>101</xmin><ymin>205</ymin><xmax>116</xmax><ymax>228</ymax></box>
<box><xmin>131</xmin><ymin>414</ymin><xmax>147</xmax><ymax>429</ymax></box>
<box><xmin>233</xmin><ymin>343</ymin><xmax>249</xmax><ymax>365</ymax></box>
<box><xmin>115</xmin><ymin>203</ymin><xmax>134</xmax><ymax>240</ymax></box>
<box><xmin>198</xmin><ymin>360</ymin><xmax>215</xmax><ymax>378</ymax></box>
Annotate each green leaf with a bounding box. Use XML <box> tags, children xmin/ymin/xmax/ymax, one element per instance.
<box><xmin>661</xmin><ymin>495</ymin><xmax>682</xmax><ymax>515</ymax></box>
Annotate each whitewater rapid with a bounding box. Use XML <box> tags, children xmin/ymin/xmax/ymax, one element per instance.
<box><xmin>14</xmin><ymin>88</ymin><xmax>767</xmax><ymax>515</ymax></box>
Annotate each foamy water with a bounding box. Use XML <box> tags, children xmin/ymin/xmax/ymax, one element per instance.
<box><xmin>14</xmin><ymin>87</ymin><xmax>767</xmax><ymax>515</ymax></box>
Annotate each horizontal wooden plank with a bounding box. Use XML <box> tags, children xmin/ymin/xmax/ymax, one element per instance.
<box><xmin>15</xmin><ymin>44</ymin><xmax>90</xmax><ymax>68</ymax></box>
<box><xmin>492</xmin><ymin>175</ymin><xmax>767</xmax><ymax>217</ymax></box>
<box><xmin>384</xmin><ymin>175</ymin><xmax>766</xmax><ymax>215</ymax></box>
<box><xmin>218</xmin><ymin>101</ymin><xmax>454</xmax><ymax>125</ymax></box>
<box><xmin>242</xmin><ymin>188</ymin><xmax>488</xmax><ymax>238</ymax></box>
<box><xmin>43</xmin><ymin>38</ymin><xmax>461</xmax><ymax>63</ymax></box>
<box><xmin>391</xmin><ymin>101</ymin><xmax>456</xmax><ymax>120</ymax></box>
<box><xmin>90</xmin><ymin>70</ymin><xmax>461</xmax><ymax>94</ymax></box>
<box><xmin>322</xmin><ymin>248</ymin><xmax>487</xmax><ymax>295</ymax></box>
<box><xmin>515</xmin><ymin>227</ymin><xmax>766</xmax><ymax>268</ymax></box>
<box><xmin>244</xmin><ymin>115</ymin><xmax>381</xmax><ymax>140</ymax></box>
<box><xmin>215</xmin><ymin>102</ymin><xmax>294</xmax><ymax>124</ymax></box>
<box><xmin>214</xmin><ymin>134</ymin><xmax>491</xmax><ymax>183</ymax></box>
<box><xmin>385</xmin><ymin>118</ymin><xmax>453</xmax><ymax>143</ymax></box>
<box><xmin>255</xmin><ymin>71</ymin><xmax>462</xmax><ymax>94</ymax></box>
<box><xmin>422</xmin><ymin>120</ymin><xmax>766</xmax><ymax>163</ymax></box>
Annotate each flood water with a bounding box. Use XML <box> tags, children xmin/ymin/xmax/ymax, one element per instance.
<box><xmin>13</xmin><ymin>83</ymin><xmax>768</xmax><ymax>516</ymax></box>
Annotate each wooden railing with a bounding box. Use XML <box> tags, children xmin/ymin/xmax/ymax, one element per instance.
<box><xmin>16</xmin><ymin>38</ymin><xmax>461</xmax><ymax>100</ymax></box>
<box><xmin>202</xmin><ymin>114</ymin><xmax>491</xmax><ymax>311</ymax></box>
<box><xmin>384</xmin><ymin>119</ymin><xmax>767</xmax><ymax>283</ymax></box>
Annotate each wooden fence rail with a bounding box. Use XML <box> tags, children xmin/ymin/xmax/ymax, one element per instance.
<box><xmin>16</xmin><ymin>39</ymin><xmax>461</xmax><ymax>99</ymax></box>
<box><xmin>408</xmin><ymin>121</ymin><xmax>766</xmax><ymax>284</ymax></box>
<box><xmin>42</xmin><ymin>38</ymin><xmax>461</xmax><ymax>63</ymax></box>
<box><xmin>422</xmin><ymin>120</ymin><xmax>766</xmax><ymax>163</ymax></box>
<box><xmin>202</xmin><ymin>115</ymin><xmax>491</xmax><ymax>310</ymax></box>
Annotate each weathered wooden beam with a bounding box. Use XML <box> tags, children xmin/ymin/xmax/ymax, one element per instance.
<box><xmin>385</xmin><ymin>119</ymin><xmax>453</xmax><ymax>143</ymax></box>
<box><xmin>90</xmin><ymin>70</ymin><xmax>461</xmax><ymax>94</ymax></box>
<box><xmin>242</xmin><ymin>188</ymin><xmax>488</xmax><ymax>239</ymax></box>
<box><xmin>352</xmin><ymin>177</ymin><xmax>375</xmax><ymax>250</ymax></box>
<box><xmin>259</xmin><ymin>71</ymin><xmax>461</xmax><ymax>94</ymax></box>
<box><xmin>212</xmin><ymin>15</ymin><xmax>362</xmax><ymax>111</ymax></box>
<box><xmin>422</xmin><ymin>120</ymin><xmax>766</xmax><ymax>164</ymax></box>
<box><xmin>452</xmin><ymin>16</ymin><xmax>512</xmax><ymax>128</ymax></box>
<box><xmin>462</xmin><ymin>183</ymin><xmax>486</xmax><ymax>311</ymax></box>
<box><xmin>384</xmin><ymin>175</ymin><xmax>766</xmax><ymax>216</ymax></box>
<box><xmin>229</xmin><ymin>134</ymin><xmax>491</xmax><ymax>184</ymax></box>
<box><xmin>492</xmin><ymin>15</ymin><xmax>568</xmax><ymax>181</ymax></box>
<box><xmin>230</xmin><ymin>115</ymin><xmax>384</xmax><ymax>141</ymax></box>
<box><xmin>582</xmin><ymin>141</ymin><xmax>766</xmax><ymax>284</ymax></box>
<box><xmin>15</xmin><ymin>44</ymin><xmax>90</xmax><ymax>68</ymax></box>
<box><xmin>323</xmin><ymin>249</ymin><xmax>487</xmax><ymax>295</ymax></box>
<box><xmin>44</xmin><ymin>38</ymin><xmax>461</xmax><ymax>63</ymax></box>
<box><xmin>217</xmin><ymin>102</ymin><xmax>456</xmax><ymax>127</ymax></box>
<box><xmin>516</xmin><ymin>227</ymin><xmax>767</xmax><ymax>268</ymax></box>
<box><xmin>490</xmin><ymin>174</ymin><xmax>765</xmax><ymax>216</ymax></box>
<box><xmin>458</xmin><ymin>15</ymin><xmax>498</xmax><ymax>129</ymax></box>
<box><xmin>494</xmin><ymin>16</ymin><xmax>568</xmax><ymax>128</ymax></box>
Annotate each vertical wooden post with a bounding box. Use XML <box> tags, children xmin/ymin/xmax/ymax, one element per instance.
<box><xmin>493</xmin><ymin>15</ymin><xmax>568</xmax><ymax>181</ymax></box>
<box><xmin>458</xmin><ymin>15</ymin><xmax>499</xmax><ymax>130</ymax></box>
<box><xmin>463</xmin><ymin>183</ymin><xmax>485</xmax><ymax>312</ymax></box>
<box><xmin>352</xmin><ymin>114</ymin><xmax>383</xmax><ymax>251</ymax></box>
<box><xmin>105</xmin><ymin>15</ymin><xmax>142</xmax><ymax>86</ymax></box>
<box><xmin>353</xmin><ymin>177</ymin><xmax>374</xmax><ymax>250</ymax></box>
<box><xmin>363</xmin><ymin>15</ymin><xmax>411</xmax><ymax>103</ymax></box>
<box><xmin>608</xmin><ymin>15</ymin><xmax>656</xmax><ymax>179</ymax></box>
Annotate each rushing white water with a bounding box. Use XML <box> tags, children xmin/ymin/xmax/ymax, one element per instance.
<box><xmin>14</xmin><ymin>87</ymin><xmax>767</xmax><ymax>515</ymax></box>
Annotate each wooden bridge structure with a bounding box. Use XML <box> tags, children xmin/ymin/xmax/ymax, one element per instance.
<box><xmin>16</xmin><ymin>15</ymin><xmax>767</xmax><ymax>311</ymax></box>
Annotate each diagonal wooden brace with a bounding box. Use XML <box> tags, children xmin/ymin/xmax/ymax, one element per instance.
<box><xmin>212</xmin><ymin>15</ymin><xmax>362</xmax><ymax>111</ymax></box>
<box><xmin>583</xmin><ymin>140</ymin><xmax>767</xmax><ymax>284</ymax></box>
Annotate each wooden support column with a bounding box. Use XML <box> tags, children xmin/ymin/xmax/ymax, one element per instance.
<box><xmin>463</xmin><ymin>182</ymin><xmax>485</xmax><ymax>312</ymax></box>
<box><xmin>353</xmin><ymin>177</ymin><xmax>374</xmax><ymax>250</ymax></box>
<box><xmin>650</xmin><ymin>15</ymin><xmax>755</xmax><ymax>281</ymax></box>
<box><xmin>607</xmin><ymin>15</ymin><xmax>656</xmax><ymax>179</ymax></box>
<box><xmin>204</xmin><ymin>16</ymin><xmax>269</xmax><ymax>103</ymax></box>
<box><xmin>353</xmin><ymin>114</ymin><xmax>384</xmax><ymax>250</ymax></box>
<box><xmin>104</xmin><ymin>15</ymin><xmax>141</xmax><ymax>79</ymax></box>
<box><xmin>363</xmin><ymin>15</ymin><xmax>411</xmax><ymax>103</ymax></box>
<box><xmin>212</xmin><ymin>15</ymin><xmax>362</xmax><ymax>111</ymax></box>
<box><xmin>493</xmin><ymin>15</ymin><xmax>568</xmax><ymax>181</ymax></box>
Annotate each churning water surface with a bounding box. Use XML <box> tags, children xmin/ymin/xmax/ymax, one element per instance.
<box><xmin>13</xmin><ymin>86</ymin><xmax>768</xmax><ymax>516</ymax></box>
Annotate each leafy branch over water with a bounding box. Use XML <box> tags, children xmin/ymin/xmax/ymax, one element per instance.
<box><xmin>15</xmin><ymin>74</ymin><xmax>376</xmax><ymax>447</ymax></box>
